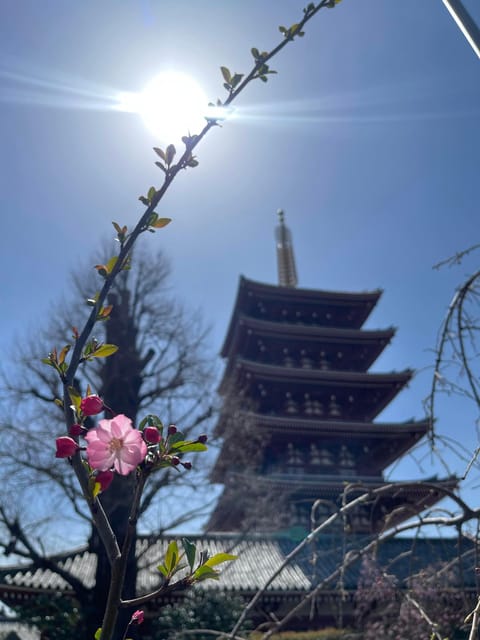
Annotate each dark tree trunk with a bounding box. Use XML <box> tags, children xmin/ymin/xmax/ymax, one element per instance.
<box><xmin>86</xmin><ymin>286</ymin><xmax>145</xmax><ymax>639</ymax></box>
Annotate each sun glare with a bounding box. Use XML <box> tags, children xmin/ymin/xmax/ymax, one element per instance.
<box><xmin>118</xmin><ymin>71</ymin><xmax>209</xmax><ymax>144</ymax></box>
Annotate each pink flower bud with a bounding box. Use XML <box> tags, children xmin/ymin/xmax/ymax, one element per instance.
<box><xmin>171</xmin><ymin>456</ymin><xmax>180</xmax><ymax>466</ymax></box>
<box><xmin>55</xmin><ymin>437</ymin><xmax>79</xmax><ymax>458</ymax></box>
<box><xmin>144</xmin><ymin>426</ymin><xmax>161</xmax><ymax>444</ymax></box>
<box><xmin>183</xmin><ymin>461</ymin><xmax>192</xmax><ymax>470</ymax></box>
<box><xmin>197</xmin><ymin>434</ymin><xmax>208</xmax><ymax>444</ymax></box>
<box><xmin>69</xmin><ymin>423</ymin><xmax>84</xmax><ymax>437</ymax></box>
<box><xmin>80</xmin><ymin>394</ymin><xmax>104</xmax><ymax>416</ymax></box>
<box><xmin>168</xmin><ymin>424</ymin><xmax>177</xmax><ymax>435</ymax></box>
<box><xmin>95</xmin><ymin>470</ymin><xmax>114</xmax><ymax>492</ymax></box>
<box><xmin>131</xmin><ymin>610</ymin><xmax>144</xmax><ymax>625</ymax></box>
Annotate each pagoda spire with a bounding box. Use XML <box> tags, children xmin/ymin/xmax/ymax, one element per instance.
<box><xmin>275</xmin><ymin>209</ymin><xmax>298</xmax><ymax>288</ymax></box>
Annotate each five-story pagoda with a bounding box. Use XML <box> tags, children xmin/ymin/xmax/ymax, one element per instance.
<box><xmin>207</xmin><ymin>211</ymin><xmax>454</xmax><ymax>534</ymax></box>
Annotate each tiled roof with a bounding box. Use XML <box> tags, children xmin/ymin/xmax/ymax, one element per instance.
<box><xmin>0</xmin><ymin>535</ymin><xmax>311</xmax><ymax>596</ymax></box>
<box><xmin>0</xmin><ymin>533</ymin><xmax>475</xmax><ymax>597</ymax></box>
<box><xmin>0</xmin><ymin>619</ymin><xmax>39</xmax><ymax>640</ymax></box>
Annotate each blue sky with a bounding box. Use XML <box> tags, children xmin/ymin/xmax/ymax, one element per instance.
<box><xmin>1</xmin><ymin>1</ymin><xmax>480</xmax><ymax>520</ymax></box>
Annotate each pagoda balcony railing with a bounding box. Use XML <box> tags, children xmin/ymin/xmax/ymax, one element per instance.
<box><xmin>263</xmin><ymin>469</ymin><xmax>384</xmax><ymax>484</ymax></box>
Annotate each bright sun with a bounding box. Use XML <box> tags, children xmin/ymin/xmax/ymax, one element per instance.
<box><xmin>118</xmin><ymin>71</ymin><xmax>209</xmax><ymax>144</ymax></box>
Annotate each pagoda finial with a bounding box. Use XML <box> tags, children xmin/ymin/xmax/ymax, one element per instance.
<box><xmin>275</xmin><ymin>209</ymin><xmax>298</xmax><ymax>288</ymax></box>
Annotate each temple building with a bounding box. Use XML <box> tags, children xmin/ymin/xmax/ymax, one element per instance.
<box><xmin>0</xmin><ymin>212</ymin><xmax>469</xmax><ymax>638</ymax></box>
<box><xmin>207</xmin><ymin>211</ymin><xmax>454</xmax><ymax>534</ymax></box>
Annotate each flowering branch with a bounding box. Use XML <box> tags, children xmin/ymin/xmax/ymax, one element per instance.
<box><xmin>40</xmin><ymin>2</ymin><xmax>345</xmax><ymax>638</ymax></box>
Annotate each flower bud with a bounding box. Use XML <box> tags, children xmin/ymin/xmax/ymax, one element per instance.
<box><xmin>95</xmin><ymin>470</ymin><xmax>114</xmax><ymax>492</ymax></box>
<box><xmin>69</xmin><ymin>423</ymin><xmax>85</xmax><ymax>437</ymax></box>
<box><xmin>171</xmin><ymin>456</ymin><xmax>180</xmax><ymax>466</ymax></box>
<box><xmin>168</xmin><ymin>424</ymin><xmax>177</xmax><ymax>435</ymax></box>
<box><xmin>130</xmin><ymin>610</ymin><xmax>144</xmax><ymax>625</ymax></box>
<box><xmin>80</xmin><ymin>394</ymin><xmax>104</xmax><ymax>416</ymax></box>
<box><xmin>144</xmin><ymin>426</ymin><xmax>161</xmax><ymax>444</ymax></box>
<box><xmin>55</xmin><ymin>436</ymin><xmax>79</xmax><ymax>458</ymax></box>
<box><xmin>197</xmin><ymin>434</ymin><xmax>208</xmax><ymax>444</ymax></box>
<box><xmin>182</xmin><ymin>461</ymin><xmax>192</xmax><ymax>470</ymax></box>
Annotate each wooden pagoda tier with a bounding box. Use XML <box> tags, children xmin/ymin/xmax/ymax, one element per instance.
<box><xmin>221</xmin><ymin>278</ymin><xmax>383</xmax><ymax>349</ymax></box>
<box><xmin>207</xmin><ymin>475</ymin><xmax>458</xmax><ymax>534</ymax></box>
<box><xmin>208</xmin><ymin>276</ymin><xmax>454</xmax><ymax>533</ymax></box>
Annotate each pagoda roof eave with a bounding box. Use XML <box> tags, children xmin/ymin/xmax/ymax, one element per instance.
<box><xmin>219</xmin><ymin>358</ymin><xmax>413</xmax><ymax>393</ymax></box>
<box><xmin>217</xmin><ymin>472</ymin><xmax>457</xmax><ymax>491</ymax></box>
<box><xmin>207</xmin><ymin>477</ymin><xmax>458</xmax><ymax>533</ymax></box>
<box><xmin>213</xmin><ymin>412</ymin><xmax>429</xmax><ymax>448</ymax></box>
<box><xmin>222</xmin><ymin>313</ymin><xmax>396</xmax><ymax>360</ymax></box>
<box><xmin>240</xmin><ymin>412</ymin><xmax>430</xmax><ymax>435</ymax></box>
<box><xmin>221</xmin><ymin>276</ymin><xmax>383</xmax><ymax>356</ymax></box>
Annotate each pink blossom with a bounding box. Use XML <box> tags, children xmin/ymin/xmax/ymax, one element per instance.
<box><xmin>130</xmin><ymin>610</ymin><xmax>144</xmax><ymax>625</ymax></box>
<box><xmin>144</xmin><ymin>426</ymin><xmax>161</xmax><ymax>444</ymax></box>
<box><xmin>85</xmin><ymin>414</ymin><xmax>147</xmax><ymax>475</ymax></box>
<box><xmin>55</xmin><ymin>436</ymin><xmax>79</xmax><ymax>458</ymax></box>
<box><xmin>80</xmin><ymin>394</ymin><xmax>104</xmax><ymax>416</ymax></box>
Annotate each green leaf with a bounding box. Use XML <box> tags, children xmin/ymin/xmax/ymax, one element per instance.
<box><xmin>155</xmin><ymin>161</ymin><xmax>166</xmax><ymax>173</ymax></box>
<box><xmin>251</xmin><ymin>47</ymin><xmax>260</xmax><ymax>59</ymax></box>
<box><xmin>97</xmin><ymin>304</ymin><xmax>113</xmax><ymax>320</ymax></box>
<box><xmin>170</xmin><ymin>441</ymin><xmax>208</xmax><ymax>453</ymax></box>
<box><xmin>165</xmin><ymin>540</ymin><xmax>179</xmax><ymax>574</ymax></box>
<box><xmin>68</xmin><ymin>386</ymin><xmax>82</xmax><ymax>412</ymax></box>
<box><xmin>204</xmin><ymin>552</ymin><xmax>237</xmax><ymax>568</ymax></box>
<box><xmin>147</xmin><ymin>186</ymin><xmax>157</xmax><ymax>201</ymax></box>
<box><xmin>91</xmin><ymin>344</ymin><xmax>119</xmax><ymax>358</ymax></box>
<box><xmin>168</xmin><ymin>431</ymin><xmax>185</xmax><ymax>446</ymax></box>
<box><xmin>151</xmin><ymin>218</ymin><xmax>171</xmax><ymax>229</ymax></box>
<box><xmin>192</xmin><ymin>565</ymin><xmax>220</xmax><ymax>582</ymax></box>
<box><xmin>289</xmin><ymin>23</ymin><xmax>300</xmax><ymax>36</ymax></box>
<box><xmin>220</xmin><ymin>66</ymin><xmax>232</xmax><ymax>84</ymax></box>
<box><xmin>139</xmin><ymin>414</ymin><xmax>164</xmax><ymax>431</ymax></box>
<box><xmin>105</xmin><ymin>256</ymin><xmax>118</xmax><ymax>275</ymax></box>
<box><xmin>182</xmin><ymin>134</ymin><xmax>198</xmax><ymax>148</ymax></box>
<box><xmin>230</xmin><ymin>73</ymin><xmax>244</xmax><ymax>89</ymax></box>
<box><xmin>166</xmin><ymin>144</ymin><xmax>176</xmax><ymax>165</ymax></box>
<box><xmin>157</xmin><ymin>564</ymin><xmax>169</xmax><ymax>578</ymax></box>
<box><xmin>94</xmin><ymin>628</ymin><xmax>102</xmax><ymax>640</ymax></box>
<box><xmin>58</xmin><ymin>345</ymin><xmax>70</xmax><ymax>365</ymax></box>
<box><xmin>153</xmin><ymin>146</ymin><xmax>166</xmax><ymax>161</ymax></box>
<box><xmin>182</xmin><ymin>538</ymin><xmax>196</xmax><ymax>572</ymax></box>
<box><xmin>92</xmin><ymin>481</ymin><xmax>102</xmax><ymax>499</ymax></box>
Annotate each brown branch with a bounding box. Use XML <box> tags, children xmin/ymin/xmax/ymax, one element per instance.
<box><xmin>100</xmin><ymin>473</ymin><xmax>146</xmax><ymax>640</ymax></box>
<box><xmin>0</xmin><ymin>506</ymin><xmax>90</xmax><ymax>601</ymax></box>
<box><xmin>230</xmin><ymin>481</ymin><xmax>477</xmax><ymax>640</ymax></box>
